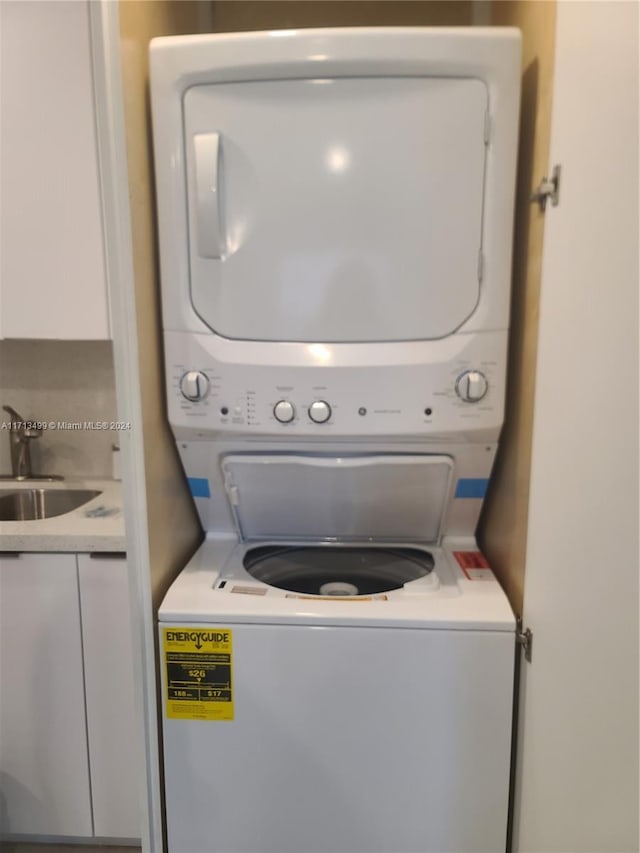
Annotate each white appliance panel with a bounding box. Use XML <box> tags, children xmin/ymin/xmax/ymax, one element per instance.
<box><xmin>151</xmin><ymin>29</ymin><xmax>521</xmax><ymax>339</ymax></box>
<box><xmin>165</xmin><ymin>328</ymin><xmax>508</xmax><ymax>441</ymax></box>
<box><xmin>221</xmin><ymin>453</ymin><xmax>453</xmax><ymax>542</ymax></box>
<box><xmin>159</xmin><ymin>536</ymin><xmax>516</xmax><ymax>628</ymax></box>
<box><xmin>184</xmin><ymin>77</ymin><xmax>487</xmax><ymax>342</ymax></box>
<box><xmin>161</xmin><ymin>621</ymin><xmax>514</xmax><ymax>853</ymax></box>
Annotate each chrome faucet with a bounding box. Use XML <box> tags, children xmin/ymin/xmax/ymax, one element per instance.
<box><xmin>2</xmin><ymin>405</ymin><xmax>43</xmax><ymax>480</ymax></box>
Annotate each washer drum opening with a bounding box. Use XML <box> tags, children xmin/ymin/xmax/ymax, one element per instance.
<box><xmin>243</xmin><ymin>546</ymin><xmax>434</xmax><ymax>596</ymax></box>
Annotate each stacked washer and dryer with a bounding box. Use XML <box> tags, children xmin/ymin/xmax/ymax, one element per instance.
<box><xmin>150</xmin><ymin>27</ymin><xmax>521</xmax><ymax>853</ymax></box>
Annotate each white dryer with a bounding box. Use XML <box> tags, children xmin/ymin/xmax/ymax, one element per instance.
<box><xmin>150</xmin><ymin>27</ymin><xmax>521</xmax><ymax>853</ymax></box>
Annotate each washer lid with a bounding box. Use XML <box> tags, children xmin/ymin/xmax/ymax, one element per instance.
<box><xmin>221</xmin><ymin>454</ymin><xmax>454</xmax><ymax>543</ymax></box>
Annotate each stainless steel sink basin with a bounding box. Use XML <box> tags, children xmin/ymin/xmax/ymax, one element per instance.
<box><xmin>0</xmin><ymin>489</ymin><xmax>101</xmax><ymax>521</ymax></box>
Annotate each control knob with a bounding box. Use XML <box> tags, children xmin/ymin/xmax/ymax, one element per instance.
<box><xmin>273</xmin><ymin>400</ymin><xmax>295</xmax><ymax>423</ymax></box>
<box><xmin>455</xmin><ymin>370</ymin><xmax>488</xmax><ymax>403</ymax></box>
<box><xmin>180</xmin><ymin>370</ymin><xmax>209</xmax><ymax>402</ymax></box>
<box><xmin>308</xmin><ymin>400</ymin><xmax>332</xmax><ymax>424</ymax></box>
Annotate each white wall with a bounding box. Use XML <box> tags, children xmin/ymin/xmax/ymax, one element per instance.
<box><xmin>514</xmin><ymin>2</ymin><xmax>639</xmax><ymax>851</ymax></box>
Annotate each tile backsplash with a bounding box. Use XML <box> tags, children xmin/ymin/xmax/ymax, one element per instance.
<box><xmin>0</xmin><ymin>340</ymin><xmax>117</xmax><ymax>478</ymax></box>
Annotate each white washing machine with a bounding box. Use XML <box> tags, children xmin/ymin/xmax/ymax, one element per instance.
<box><xmin>150</xmin><ymin>27</ymin><xmax>521</xmax><ymax>853</ymax></box>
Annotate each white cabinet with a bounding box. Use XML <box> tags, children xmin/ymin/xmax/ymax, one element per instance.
<box><xmin>0</xmin><ymin>0</ymin><xmax>110</xmax><ymax>340</ymax></box>
<box><xmin>0</xmin><ymin>553</ymin><xmax>93</xmax><ymax>836</ymax></box>
<box><xmin>0</xmin><ymin>552</ymin><xmax>140</xmax><ymax>841</ymax></box>
<box><xmin>78</xmin><ymin>554</ymin><xmax>141</xmax><ymax>839</ymax></box>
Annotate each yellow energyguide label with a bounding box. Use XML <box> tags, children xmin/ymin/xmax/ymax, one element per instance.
<box><xmin>163</xmin><ymin>627</ymin><xmax>233</xmax><ymax>721</ymax></box>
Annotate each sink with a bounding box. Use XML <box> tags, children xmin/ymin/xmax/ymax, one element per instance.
<box><xmin>0</xmin><ymin>489</ymin><xmax>102</xmax><ymax>521</ymax></box>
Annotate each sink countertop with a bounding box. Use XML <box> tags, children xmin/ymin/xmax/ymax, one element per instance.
<box><xmin>0</xmin><ymin>478</ymin><xmax>126</xmax><ymax>553</ymax></box>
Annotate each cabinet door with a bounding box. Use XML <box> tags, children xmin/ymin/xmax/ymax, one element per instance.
<box><xmin>78</xmin><ymin>554</ymin><xmax>141</xmax><ymax>840</ymax></box>
<box><xmin>0</xmin><ymin>553</ymin><xmax>93</xmax><ymax>836</ymax></box>
<box><xmin>0</xmin><ymin>0</ymin><xmax>110</xmax><ymax>339</ymax></box>
<box><xmin>515</xmin><ymin>4</ymin><xmax>639</xmax><ymax>851</ymax></box>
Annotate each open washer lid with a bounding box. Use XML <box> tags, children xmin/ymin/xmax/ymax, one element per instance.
<box><xmin>221</xmin><ymin>454</ymin><xmax>454</xmax><ymax>543</ymax></box>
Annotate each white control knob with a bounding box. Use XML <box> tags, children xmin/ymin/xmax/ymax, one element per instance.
<box><xmin>455</xmin><ymin>370</ymin><xmax>489</xmax><ymax>403</ymax></box>
<box><xmin>273</xmin><ymin>400</ymin><xmax>295</xmax><ymax>423</ymax></box>
<box><xmin>309</xmin><ymin>400</ymin><xmax>332</xmax><ymax>424</ymax></box>
<box><xmin>180</xmin><ymin>370</ymin><xmax>209</xmax><ymax>402</ymax></box>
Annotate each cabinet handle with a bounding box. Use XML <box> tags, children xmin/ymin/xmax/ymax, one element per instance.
<box><xmin>89</xmin><ymin>551</ymin><xmax>126</xmax><ymax>560</ymax></box>
<box><xmin>0</xmin><ymin>552</ymin><xmax>22</xmax><ymax>558</ymax></box>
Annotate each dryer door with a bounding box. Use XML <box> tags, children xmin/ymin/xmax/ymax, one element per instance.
<box><xmin>183</xmin><ymin>76</ymin><xmax>487</xmax><ymax>343</ymax></box>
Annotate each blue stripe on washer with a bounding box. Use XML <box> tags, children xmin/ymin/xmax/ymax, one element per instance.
<box><xmin>455</xmin><ymin>478</ymin><xmax>489</xmax><ymax>499</ymax></box>
<box><xmin>187</xmin><ymin>477</ymin><xmax>211</xmax><ymax>499</ymax></box>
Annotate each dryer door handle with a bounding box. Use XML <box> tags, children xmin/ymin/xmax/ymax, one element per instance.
<box><xmin>193</xmin><ymin>132</ymin><xmax>224</xmax><ymax>258</ymax></box>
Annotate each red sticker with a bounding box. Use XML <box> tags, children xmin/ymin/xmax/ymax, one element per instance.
<box><xmin>453</xmin><ymin>551</ymin><xmax>490</xmax><ymax>569</ymax></box>
<box><xmin>453</xmin><ymin>551</ymin><xmax>494</xmax><ymax>581</ymax></box>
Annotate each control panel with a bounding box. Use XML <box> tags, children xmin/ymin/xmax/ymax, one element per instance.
<box><xmin>166</xmin><ymin>330</ymin><xmax>507</xmax><ymax>439</ymax></box>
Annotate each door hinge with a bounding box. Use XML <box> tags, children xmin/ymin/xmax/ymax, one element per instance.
<box><xmin>530</xmin><ymin>164</ymin><xmax>561</xmax><ymax>211</ymax></box>
<box><xmin>516</xmin><ymin>621</ymin><xmax>533</xmax><ymax>663</ymax></box>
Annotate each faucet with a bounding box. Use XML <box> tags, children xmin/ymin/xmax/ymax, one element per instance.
<box><xmin>2</xmin><ymin>405</ymin><xmax>42</xmax><ymax>480</ymax></box>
